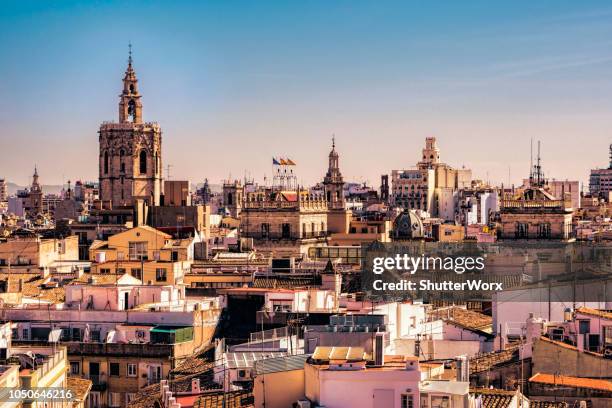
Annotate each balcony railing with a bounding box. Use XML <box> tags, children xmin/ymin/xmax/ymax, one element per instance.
<box><xmin>13</xmin><ymin>340</ymin><xmax>175</xmax><ymax>358</ymax></box>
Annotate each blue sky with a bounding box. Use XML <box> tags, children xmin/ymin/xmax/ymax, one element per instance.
<box><xmin>1</xmin><ymin>1</ymin><xmax>612</xmax><ymax>188</ymax></box>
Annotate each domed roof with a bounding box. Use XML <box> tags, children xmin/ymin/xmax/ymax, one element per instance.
<box><xmin>392</xmin><ymin>210</ymin><xmax>424</xmax><ymax>240</ymax></box>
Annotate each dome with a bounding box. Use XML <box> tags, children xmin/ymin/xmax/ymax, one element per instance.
<box><xmin>392</xmin><ymin>210</ymin><xmax>424</xmax><ymax>240</ymax></box>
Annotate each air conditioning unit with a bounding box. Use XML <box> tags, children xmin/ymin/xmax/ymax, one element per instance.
<box><xmin>296</xmin><ymin>401</ymin><xmax>311</xmax><ymax>408</ymax></box>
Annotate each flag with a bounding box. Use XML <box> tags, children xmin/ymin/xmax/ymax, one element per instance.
<box><xmin>279</xmin><ymin>158</ymin><xmax>288</xmax><ymax>165</ymax></box>
<box><xmin>272</xmin><ymin>157</ymin><xmax>280</xmax><ymax>165</ymax></box>
<box><xmin>286</xmin><ymin>158</ymin><xmax>296</xmax><ymax>165</ymax></box>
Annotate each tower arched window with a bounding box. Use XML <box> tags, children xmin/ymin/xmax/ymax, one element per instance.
<box><xmin>139</xmin><ymin>150</ymin><xmax>147</xmax><ymax>174</ymax></box>
<box><xmin>129</xmin><ymin>84</ymin><xmax>135</xmax><ymax>93</ymax></box>
<box><xmin>227</xmin><ymin>192</ymin><xmax>233</xmax><ymax>206</ymax></box>
<box><xmin>128</xmin><ymin>100</ymin><xmax>136</xmax><ymax>122</ymax></box>
<box><xmin>119</xmin><ymin>149</ymin><xmax>126</xmax><ymax>173</ymax></box>
<box><xmin>104</xmin><ymin>151</ymin><xmax>109</xmax><ymax>174</ymax></box>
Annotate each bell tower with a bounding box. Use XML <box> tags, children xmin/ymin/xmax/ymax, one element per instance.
<box><xmin>98</xmin><ymin>45</ymin><xmax>163</xmax><ymax>207</ymax></box>
<box><xmin>323</xmin><ymin>136</ymin><xmax>345</xmax><ymax>210</ymax></box>
<box><xmin>118</xmin><ymin>44</ymin><xmax>143</xmax><ymax>124</ymax></box>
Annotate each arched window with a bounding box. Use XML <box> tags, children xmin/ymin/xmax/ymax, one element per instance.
<box><xmin>129</xmin><ymin>84</ymin><xmax>135</xmax><ymax>93</ymax></box>
<box><xmin>128</xmin><ymin>100</ymin><xmax>136</xmax><ymax>122</ymax></box>
<box><xmin>139</xmin><ymin>150</ymin><xmax>147</xmax><ymax>174</ymax></box>
<box><xmin>104</xmin><ymin>151</ymin><xmax>109</xmax><ymax>174</ymax></box>
<box><xmin>227</xmin><ymin>192</ymin><xmax>233</xmax><ymax>206</ymax></box>
<box><xmin>119</xmin><ymin>149</ymin><xmax>125</xmax><ymax>173</ymax></box>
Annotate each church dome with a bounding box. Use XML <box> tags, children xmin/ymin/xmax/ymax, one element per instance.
<box><xmin>392</xmin><ymin>210</ymin><xmax>424</xmax><ymax>240</ymax></box>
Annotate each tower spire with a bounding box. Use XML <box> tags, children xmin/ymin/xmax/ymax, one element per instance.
<box><xmin>119</xmin><ymin>44</ymin><xmax>142</xmax><ymax>123</ymax></box>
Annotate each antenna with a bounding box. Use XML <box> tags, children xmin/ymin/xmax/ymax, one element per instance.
<box><xmin>165</xmin><ymin>164</ymin><xmax>173</xmax><ymax>180</ymax></box>
<box><xmin>529</xmin><ymin>138</ymin><xmax>533</xmax><ymax>184</ymax></box>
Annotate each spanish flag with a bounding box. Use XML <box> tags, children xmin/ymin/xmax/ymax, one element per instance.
<box><xmin>279</xmin><ymin>158</ymin><xmax>288</xmax><ymax>165</ymax></box>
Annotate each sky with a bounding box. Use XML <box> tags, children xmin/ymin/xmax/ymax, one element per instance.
<box><xmin>2</xmin><ymin>1</ymin><xmax>612</xmax><ymax>189</ymax></box>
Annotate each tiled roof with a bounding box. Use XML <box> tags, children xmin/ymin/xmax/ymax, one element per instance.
<box><xmin>71</xmin><ymin>273</ymin><xmax>125</xmax><ymax>285</ymax></box>
<box><xmin>0</xmin><ymin>272</ymin><xmax>66</xmax><ymax>303</ymax></box>
<box><xmin>575</xmin><ymin>306</ymin><xmax>612</xmax><ymax>320</ymax></box>
<box><xmin>470</xmin><ymin>388</ymin><xmax>515</xmax><ymax>408</ymax></box>
<box><xmin>529</xmin><ymin>401</ymin><xmax>569</xmax><ymax>408</ymax></box>
<box><xmin>469</xmin><ymin>346</ymin><xmax>519</xmax><ymax>374</ymax></box>
<box><xmin>253</xmin><ymin>276</ymin><xmax>320</xmax><ymax>289</ymax></box>
<box><xmin>430</xmin><ymin>306</ymin><xmax>493</xmax><ymax>332</ymax></box>
<box><xmin>193</xmin><ymin>391</ymin><xmax>253</xmax><ymax>408</ymax></box>
<box><xmin>529</xmin><ymin>373</ymin><xmax>612</xmax><ymax>392</ymax></box>
<box><xmin>67</xmin><ymin>377</ymin><xmax>92</xmax><ymax>407</ymax></box>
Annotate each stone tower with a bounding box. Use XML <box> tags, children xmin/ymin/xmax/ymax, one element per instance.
<box><xmin>418</xmin><ymin>137</ymin><xmax>440</xmax><ymax>169</ymax></box>
<box><xmin>99</xmin><ymin>47</ymin><xmax>162</xmax><ymax>207</ymax></box>
<box><xmin>223</xmin><ymin>180</ymin><xmax>243</xmax><ymax>218</ymax></box>
<box><xmin>323</xmin><ymin>137</ymin><xmax>345</xmax><ymax>210</ymax></box>
<box><xmin>26</xmin><ymin>166</ymin><xmax>43</xmax><ymax>218</ymax></box>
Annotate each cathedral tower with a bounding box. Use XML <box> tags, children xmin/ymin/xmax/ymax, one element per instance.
<box><xmin>323</xmin><ymin>136</ymin><xmax>345</xmax><ymax>210</ymax></box>
<box><xmin>99</xmin><ymin>46</ymin><xmax>162</xmax><ymax>207</ymax></box>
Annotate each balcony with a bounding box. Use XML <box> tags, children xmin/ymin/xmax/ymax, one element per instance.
<box><xmin>87</xmin><ymin>374</ymin><xmax>107</xmax><ymax>392</ymax></box>
<box><xmin>13</xmin><ymin>340</ymin><xmax>175</xmax><ymax>358</ymax></box>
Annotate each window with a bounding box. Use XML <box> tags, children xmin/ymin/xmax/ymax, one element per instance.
<box><xmin>538</xmin><ymin>223</ymin><xmax>551</xmax><ymax>238</ymax></box>
<box><xmin>22</xmin><ymin>328</ymin><xmax>28</xmax><ymax>340</ymax></box>
<box><xmin>139</xmin><ymin>150</ymin><xmax>147</xmax><ymax>174</ymax></box>
<box><xmin>127</xmin><ymin>363</ymin><xmax>137</xmax><ymax>377</ymax></box>
<box><xmin>153</xmin><ymin>251</ymin><xmax>161</xmax><ymax>261</ymax></box>
<box><xmin>431</xmin><ymin>396</ymin><xmax>450</xmax><ymax>408</ymax></box>
<box><xmin>104</xmin><ymin>151</ymin><xmax>109</xmax><ymax>174</ymax></box>
<box><xmin>515</xmin><ymin>222</ymin><xmax>528</xmax><ymax>239</ymax></box>
<box><xmin>420</xmin><ymin>394</ymin><xmax>429</xmax><ymax>408</ymax></box>
<box><xmin>108</xmin><ymin>392</ymin><xmax>121</xmax><ymax>408</ymax></box>
<box><xmin>281</xmin><ymin>223</ymin><xmax>291</xmax><ymax>239</ymax></box>
<box><xmin>171</xmin><ymin>251</ymin><xmax>178</xmax><ymax>262</ymax></box>
<box><xmin>100</xmin><ymin>268</ymin><xmax>111</xmax><ymax>274</ymax></box>
<box><xmin>261</xmin><ymin>223</ymin><xmax>270</xmax><ymax>238</ymax></box>
<box><xmin>579</xmin><ymin>319</ymin><xmax>591</xmax><ymax>334</ymax></box>
<box><xmin>130</xmin><ymin>268</ymin><xmax>141</xmax><ymax>279</ymax></box>
<box><xmin>109</xmin><ymin>362</ymin><xmax>120</xmax><ymax>377</ymax></box>
<box><xmin>70</xmin><ymin>362</ymin><xmax>80</xmax><ymax>375</ymax></box>
<box><xmin>90</xmin><ymin>330</ymin><xmax>101</xmax><ymax>343</ymax></box>
<box><xmin>156</xmin><ymin>268</ymin><xmax>167</xmax><ymax>282</ymax></box>
<box><xmin>128</xmin><ymin>242</ymin><xmax>148</xmax><ymax>260</ymax></box>
<box><xmin>401</xmin><ymin>394</ymin><xmax>414</xmax><ymax>408</ymax></box>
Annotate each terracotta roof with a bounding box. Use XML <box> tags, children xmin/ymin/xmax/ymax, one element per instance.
<box><xmin>253</xmin><ymin>276</ymin><xmax>320</xmax><ymax>289</ymax></box>
<box><xmin>529</xmin><ymin>402</ymin><xmax>568</xmax><ymax>408</ymax></box>
<box><xmin>430</xmin><ymin>306</ymin><xmax>493</xmax><ymax>332</ymax></box>
<box><xmin>470</xmin><ymin>388</ymin><xmax>515</xmax><ymax>408</ymax></box>
<box><xmin>529</xmin><ymin>373</ymin><xmax>612</xmax><ymax>392</ymax></box>
<box><xmin>192</xmin><ymin>391</ymin><xmax>253</xmax><ymax>408</ymax></box>
<box><xmin>469</xmin><ymin>346</ymin><xmax>519</xmax><ymax>374</ymax></box>
<box><xmin>575</xmin><ymin>306</ymin><xmax>612</xmax><ymax>320</ymax></box>
<box><xmin>67</xmin><ymin>377</ymin><xmax>92</xmax><ymax>407</ymax></box>
<box><xmin>0</xmin><ymin>272</ymin><xmax>66</xmax><ymax>303</ymax></box>
<box><xmin>71</xmin><ymin>273</ymin><xmax>124</xmax><ymax>285</ymax></box>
